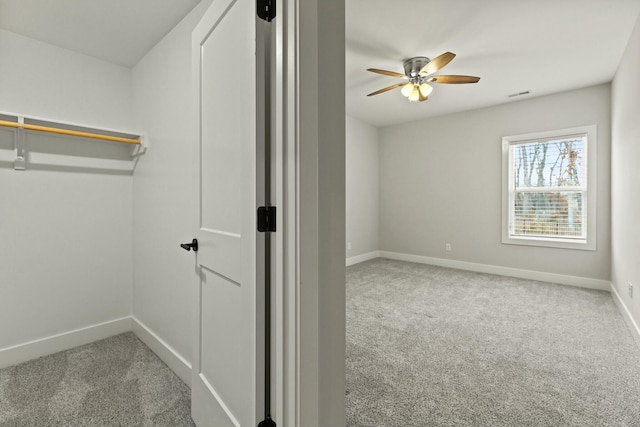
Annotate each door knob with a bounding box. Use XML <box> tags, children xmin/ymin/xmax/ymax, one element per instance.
<box><xmin>180</xmin><ymin>239</ymin><xmax>198</xmax><ymax>252</ymax></box>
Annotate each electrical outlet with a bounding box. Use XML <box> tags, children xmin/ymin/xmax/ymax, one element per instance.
<box><xmin>347</xmin><ymin>242</ymin><xmax>351</xmax><ymax>250</ymax></box>
<box><xmin>445</xmin><ymin>243</ymin><xmax>452</xmax><ymax>252</ymax></box>
<box><xmin>628</xmin><ymin>282</ymin><xmax>634</xmax><ymax>298</ymax></box>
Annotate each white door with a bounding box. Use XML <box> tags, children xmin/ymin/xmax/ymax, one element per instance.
<box><xmin>191</xmin><ymin>0</ymin><xmax>259</xmax><ymax>426</ymax></box>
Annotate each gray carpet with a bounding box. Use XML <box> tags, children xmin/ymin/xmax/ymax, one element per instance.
<box><xmin>346</xmin><ymin>258</ymin><xmax>640</xmax><ymax>427</ymax></box>
<box><xmin>0</xmin><ymin>332</ymin><xmax>194</xmax><ymax>427</ymax></box>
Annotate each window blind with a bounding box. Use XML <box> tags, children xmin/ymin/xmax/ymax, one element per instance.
<box><xmin>509</xmin><ymin>134</ymin><xmax>587</xmax><ymax>240</ymax></box>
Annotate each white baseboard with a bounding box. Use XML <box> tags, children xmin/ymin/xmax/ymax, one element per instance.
<box><xmin>610</xmin><ymin>284</ymin><xmax>640</xmax><ymax>350</ymax></box>
<box><xmin>346</xmin><ymin>250</ymin><xmax>380</xmax><ymax>267</ymax></box>
<box><xmin>379</xmin><ymin>251</ymin><xmax>611</xmax><ymax>291</ymax></box>
<box><xmin>0</xmin><ymin>317</ymin><xmax>132</xmax><ymax>370</ymax></box>
<box><xmin>131</xmin><ymin>317</ymin><xmax>192</xmax><ymax>386</ymax></box>
<box><xmin>0</xmin><ymin>315</ymin><xmax>193</xmax><ymax>385</ymax></box>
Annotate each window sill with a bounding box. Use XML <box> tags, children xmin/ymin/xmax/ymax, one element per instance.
<box><xmin>502</xmin><ymin>235</ymin><xmax>596</xmax><ymax>251</ymax></box>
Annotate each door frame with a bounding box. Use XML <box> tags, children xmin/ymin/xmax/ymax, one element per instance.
<box><xmin>271</xmin><ymin>1</ymin><xmax>294</xmax><ymax>422</ymax></box>
<box><xmin>273</xmin><ymin>0</ymin><xmax>346</xmax><ymax>426</ymax></box>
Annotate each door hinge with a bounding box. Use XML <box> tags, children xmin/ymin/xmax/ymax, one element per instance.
<box><xmin>257</xmin><ymin>0</ymin><xmax>276</xmax><ymax>22</ymax></box>
<box><xmin>257</xmin><ymin>206</ymin><xmax>276</xmax><ymax>232</ymax></box>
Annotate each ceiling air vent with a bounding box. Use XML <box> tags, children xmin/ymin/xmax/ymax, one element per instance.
<box><xmin>508</xmin><ymin>91</ymin><xmax>531</xmax><ymax>98</ymax></box>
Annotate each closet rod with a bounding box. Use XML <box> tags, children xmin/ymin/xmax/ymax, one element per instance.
<box><xmin>0</xmin><ymin>120</ymin><xmax>141</xmax><ymax>145</ymax></box>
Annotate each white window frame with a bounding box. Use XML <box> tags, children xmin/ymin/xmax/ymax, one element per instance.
<box><xmin>501</xmin><ymin>125</ymin><xmax>597</xmax><ymax>251</ymax></box>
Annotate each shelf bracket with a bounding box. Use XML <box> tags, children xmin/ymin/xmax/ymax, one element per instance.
<box><xmin>137</xmin><ymin>135</ymin><xmax>149</xmax><ymax>154</ymax></box>
<box><xmin>14</xmin><ymin>116</ymin><xmax>25</xmax><ymax>171</ymax></box>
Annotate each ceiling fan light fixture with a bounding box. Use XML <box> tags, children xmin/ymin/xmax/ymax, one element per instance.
<box><xmin>419</xmin><ymin>83</ymin><xmax>433</xmax><ymax>97</ymax></box>
<box><xmin>401</xmin><ymin>83</ymin><xmax>414</xmax><ymax>97</ymax></box>
<box><xmin>365</xmin><ymin>52</ymin><xmax>480</xmax><ymax>103</ymax></box>
<box><xmin>408</xmin><ymin>88</ymin><xmax>420</xmax><ymax>102</ymax></box>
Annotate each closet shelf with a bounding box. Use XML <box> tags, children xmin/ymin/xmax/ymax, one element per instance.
<box><xmin>0</xmin><ymin>111</ymin><xmax>147</xmax><ymax>171</ymax></box>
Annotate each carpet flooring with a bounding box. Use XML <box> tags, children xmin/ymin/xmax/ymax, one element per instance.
<box><xmin>346</xmin><ymin>258</ymin><xmax>640</xmax><ymax>427</ymax></box>
<box><xmin>0</xmin><ymin>332</ymin><xmax>194</xmax><ymax>427</ymax></box>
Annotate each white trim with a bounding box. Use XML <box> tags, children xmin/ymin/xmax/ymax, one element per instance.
<box><xmin>282</xmin><ymin>0</ymin><xmax>300</xmax><ymax>425</ymax></box>
<box><xmin>0</xmin><ymin>317</ymin><xmax>131</xmax><ymax>370</ymax></box>
<box><xmin>610</xmin><ymin>284</ymin><xmax>640</xmax><ymax>350</ymax></box>
<box><xmin>346</xmin><ymin>251</ymin><xmax>380</xmax><ymax>266</ymax></box>
<box><xmin>131</xmin><ymin>317</ymin><xmax>192</xmax><ymax>386</ymax></box>
<box><xmin>274</xmin><ymin>0</ymin><xmax>299</xmax><ymax>423</ymax></box>
<box><xmin>379</xmin><ymin>251</ymin><xmax>610</xmax><ymax>291</ymax></box>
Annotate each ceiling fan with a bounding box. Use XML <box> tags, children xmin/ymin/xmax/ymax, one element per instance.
<box><xmin>367</xmin><ymin>52</ymin><xmax>480</xmax><ymax>102</ymax></box>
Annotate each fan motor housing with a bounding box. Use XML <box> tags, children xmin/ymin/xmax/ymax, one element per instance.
<box><xmin>403</xmin><ymin>56</ymin><xmax>430</xmax><ymax>77</ymax></box>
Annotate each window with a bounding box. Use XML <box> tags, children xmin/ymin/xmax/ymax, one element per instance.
<box><xmin>502</xmin><ymin>125</ymin><xmax>596</xmax><ymax>250</ymax></box>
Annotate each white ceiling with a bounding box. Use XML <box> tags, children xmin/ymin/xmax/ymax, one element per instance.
<box><xmin>0</xmin><ymin>0</ymin><xmax>201</xmax><ymax>68</ymax></box>
<box><xmin>1</xmin><ymin>0</ymin><xmax>638</xmax><ymax>124</ymax></box>
<box><xmin>347</xmin><ymin>0</ymin><xmax>640</xmax><ymax>127</ymax></box>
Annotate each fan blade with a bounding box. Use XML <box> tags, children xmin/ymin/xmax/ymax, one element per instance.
<box><xmin>367</xmin><ymin>68</ymin><xmax>406</xmax><ymax>78</ymax></box>
<box><xmin>429</xmin><ymin>75</ymin><xmax>480</xmax><ymax>84</ymax></box>
<box><xmin>367</xmin><ymin>83</ymin><xmax>407</xmax><ymax>96</ymax></box>
<box><xmin>419</xmin><ymin>52</ymin><xmax>456</xmax><ymax>76</ymax></box>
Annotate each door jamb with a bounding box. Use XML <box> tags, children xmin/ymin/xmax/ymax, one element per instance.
<box><xmin>273</xmin><ymin>0</ymin><xmax>298</xmax><ymax>424</ymax></box>
<box><xmin>274</xmin><ymin>0</ymin><xmax>346</xmax><ymax>425</ymax></box>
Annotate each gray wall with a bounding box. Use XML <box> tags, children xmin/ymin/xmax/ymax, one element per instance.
<box><xmin>379</xmin><ymin>84</ymin><xmax>611</xmax><ymax>281</ymax></box>
<box><xmin>346</xmin><ymin>115</ymin><xmax>379</xmax><ymax>259</ymax></box>
<box><xmin>0</xmin><ymin>29</ymin><xmax>133</xmax><ymax>129</ymax></box>
<box><xmin>612</xmin><ymin>14</ymin><xmax>640</xmax><ymax>327</ymax></box>
<box><xmin>131</xmin><ymin>0</ymin><xmax>213</xmax><ymax>367</ymax></box>
<box><xmin>0</xmin><ymin>30</ymin><xmax>133</xmax><ymax>352</ymax></box>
